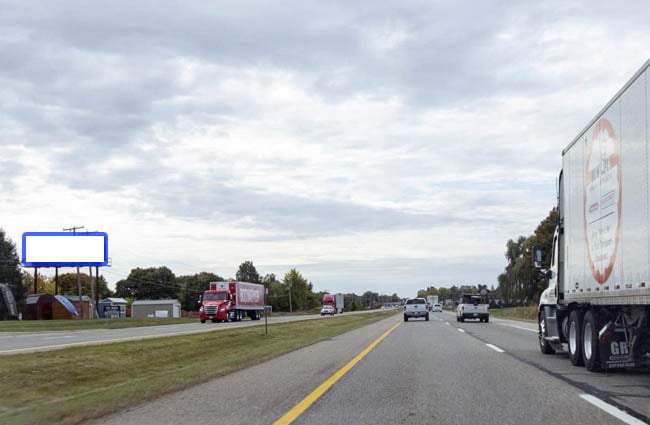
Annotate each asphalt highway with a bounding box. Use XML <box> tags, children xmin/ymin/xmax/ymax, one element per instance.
<box><xmin>88</xmin><ymin>311</ymin><xmax>650</xmax><ymax>425</ymax></box>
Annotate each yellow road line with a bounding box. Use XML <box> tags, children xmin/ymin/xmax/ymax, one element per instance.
<box><xmin>273</xmin><ymin>320</ymin><xmax>402</xmax><ymax>425</ymax></box>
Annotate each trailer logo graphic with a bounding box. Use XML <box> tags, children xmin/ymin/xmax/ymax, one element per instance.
<box><xmin>584</xmin><ymin>118</ymin><xmax>621</xmax><ymax>284</ymax></box>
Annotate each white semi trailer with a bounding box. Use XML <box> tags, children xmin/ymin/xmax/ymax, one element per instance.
<box><xmin>536</xmin><ymin>58</ymin><xmax>650</xmax><ymax>372</ymax></box>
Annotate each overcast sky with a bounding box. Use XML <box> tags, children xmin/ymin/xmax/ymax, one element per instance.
<box><xmin>2</xmin><ymin>1</ymin><xmax>648</xmax><ymax>297</ymax></box>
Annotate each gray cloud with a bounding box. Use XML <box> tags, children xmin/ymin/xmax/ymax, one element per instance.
<box><xmin>153</xmin><ymin>183</ymin><xmax>446</xmax><ymax>235</ymax></box>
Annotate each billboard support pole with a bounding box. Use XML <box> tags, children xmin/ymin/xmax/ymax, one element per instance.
<box><xmin>55</xmin><ymin>267</ymin><xmax>59</xmax><ymax>295</ymax></box>
<box><xmin>96</xmin><ymin>266</ymin><xmax>100</xmax><ymax>312</ymax></box>
<box><xmin>89</xmin><ymin>266</ymin><xmax>95</xmax><ymax>319</ymax></box>
<box><xmin>77</xmin><ymin>266</ymin><xmax>82</xmax><ymax>320</ymax></box>
<box><xmin>33</xmin><ymin>267</ymin><xmax>37</xmax><ymax>294</ymax></box>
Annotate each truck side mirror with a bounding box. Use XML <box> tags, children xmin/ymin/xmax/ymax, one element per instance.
<box><xmin>532</xmin><ymin>246</ymin><xmax>543</xmax><ymax>268</ymax></box>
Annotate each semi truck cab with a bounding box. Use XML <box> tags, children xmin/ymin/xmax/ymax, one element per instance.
<box><xmin>199</xmin><ymin>282</ymin><xmax>232</xmax><ymax>323</ymax></box>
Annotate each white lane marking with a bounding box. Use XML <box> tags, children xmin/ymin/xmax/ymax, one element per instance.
<box><xmin>42</xmin><ymin>335</ymin><xmax>74</xmax><ymax>340</ymax></box>
<box><xmin>486</xmin><ymin>343</ymin><xmax>505</xmax><ymax>353</ymax></box>
<box><xmin>580</xmin><ymin>394</ymin><xmax>646</xmax><ymax>425</ymax></box>
<box><xmin>495</xmin><ymin>323</ymin><xmax>537</xmax><ymax>333</ymax></box>
<box><xmin>445</xmin><ymin>322</ymin><xmax>450</xmax><ymax>326</ymax></box>
<box><xmin>457</xmin><ymin>328</ymin><xmax>465</xmax><ymax>333</ymax></box>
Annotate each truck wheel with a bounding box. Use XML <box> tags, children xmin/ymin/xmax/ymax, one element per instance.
<box><xmin>459</xmin><ymin>316</ymin><xmax>464</xmax><ymax>322</ymax></box>
<box><xmin>568</xmin><ymin>310</ymin><xmax>585</xmax><ymax>366</ymax></box>
<box><xmin>484</xmin><ymin>316</ymin><xmax>489</xmax><ymax>323</ymax></box>
<box><xmin>538</xmin><ymin>310</ymin><xmax>555</xmax><ymax>354</ymax></box>
<box><xmin>582</xmin><ymin>310</ymin><xmax>602</xmax><ymax>372</ymax></box>
<box><xmin>404</xmin><ymin>315</ymin><xmax>409</xmax><ymax>322</ymax></box>
<box><xmin>425</xmin><ymin>313</ymin><xmax>429</xmax><ymax>321</ymax></box>
<box><xmin>200</xmin><ymin>320</ymin><xmax>206</xmax><ymax>324</ymax></box>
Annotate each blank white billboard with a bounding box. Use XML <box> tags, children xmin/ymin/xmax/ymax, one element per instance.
<box><xmin>22</xmin><ymin>232</ymin><xmax>108</xmax><ymax>267</ymax></box>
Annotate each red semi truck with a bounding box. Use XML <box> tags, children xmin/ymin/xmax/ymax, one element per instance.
<box><xmin>199</xmin><ymin>281</ymin><xmax>265</xmax><ymax>323</ymax></box>
<box><xmin>322</xmin><ymin>293</ymin><xmax>344</xmax><ymax>314</ymax></box>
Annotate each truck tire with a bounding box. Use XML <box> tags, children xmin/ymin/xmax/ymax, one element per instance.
<box><xmin>582</xmin><ymin>310</ymin><xmax>602</xmax><ymax>372</ymax></box>
<box><xmin>484</xmin><ymin>316</ymin><xmax>489</xmax><ymax>323</ymax></box>
<box><xmin>459</xmin><ymin>316</ymin><xmax>464</xmax><ymax>323</ymax></box>
<box><xmin>200</xmin><ymin>320</ymin><xmax>206</xmax><ymax>324</ymax></box>
<box><xmin>568</xmin><ymin>310</ymin><xmax>585</xmax><ymax>366</ymax></box>
<box><xmin>425</xmin><ymin>313</ymin><xmax>429</xmax><ymax>321</ymax></box>
<box><xmin>538</xmin><ymin>310</ymin><xmax>555</xmax><ymax>354</ymax></box>
<box><xmin>404</xmin><ymin>314</ymin><xmax>409</xmax><ymax>322</ymax></box>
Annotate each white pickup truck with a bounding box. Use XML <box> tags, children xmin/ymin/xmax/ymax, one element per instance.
<box><xmin>456</xmin><ymin>294</ymin><xmax>489</xmax><ymax>323</ymax></box>
<box><xmin>404</xmin><ymin>298</ymin><xmax>429</xmax><ymax>322</ymax></box>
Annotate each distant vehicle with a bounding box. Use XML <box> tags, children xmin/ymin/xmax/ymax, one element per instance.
<box><xmin>320</xmin><ymin>305</ymin><xmax>335</xmax><ymax>316</ymax></box>
<box><xmin>426</xmin><ymin>295</ymin><xmax>438</xmax><ymax>311</ymax></box>
<box><xmin>456</xmin><ymin>294</ymin><xmax>489</xmax><ymax>323</ymax></box>
<box><xmin>322</xmin><ymin>293</ymin><xmax>344</xmax><ymax>314</ymax></box>
<box><xmin>404</xmin><ymin>298</ymin><xmax>429</xmax><ymax>322</ymax></box>
<box><xmin>536</xmin><ymin>59</ymin><xmax>650</xmax><ymax>372</ymax></box>
<box><xmin>199</xmin><ymin>281</ymin><xmax>265</xmax><ymax>323</ymax></box>
<box><xmin>432</xmin><ymin>304</ymin><xmax>443</xmax><ymax>313</ymax></box>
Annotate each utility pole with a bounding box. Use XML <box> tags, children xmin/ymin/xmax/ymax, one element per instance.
<box><xmin>288</xmin><ymin>285</ymin><xmax>292</xmax><ymax>313</ymax></box>
<box><xmin>89</xmin><ymin>266</ymin><xmax>95</xmax><ymax>319</ymax></box>
<box><xmin>96</xmin><ymin>266</ymin><xmax>100</xmax><ymax>313</ymax></box>
<box><xmin>63</xmin><ymin>225</ymin><xmax>84</xmax><ymax>319</ymax></box>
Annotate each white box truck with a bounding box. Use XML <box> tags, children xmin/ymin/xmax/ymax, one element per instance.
<box><xmin>426</xmin><ymin>295</ymin><xmax>438</xmax><ymax>311</ymax></box>
<box><xmin>536</xmin><ymin>58</ymin><xmax>650</xmax><ymax>372</ymax></box>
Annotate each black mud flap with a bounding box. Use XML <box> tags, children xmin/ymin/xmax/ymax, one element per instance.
<box><xmin>599</xmin><ymin>320</ymin><xmax>636</xmax><ymax>369</ymax></box>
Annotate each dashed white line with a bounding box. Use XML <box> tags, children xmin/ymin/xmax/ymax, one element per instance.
<box><xmin>580</xmin><ymin>394</ymin><xmax>646</xmax><ymax>425</ymax></box>
<box><xmin>457</xmin><ymin>328</ymin><xmax>465</xmax><ymax>333</ymax></box>
<box><xmin>485</xmin><ymin>343</ymin><xmax>505</xmax><ymax>353</ymax></box>
<box><xmin>42</xmin><ymin>335</ymin><xmax>74</xmax><ymax>340</ymax></box>
<box><xmin>495</xmin><ymin>323</ymin><xmax>537</xmax><ymax>333</ymax></box>
<box><xmin>445</xmin><ymin>322</ymin><xmax>450</xmax><ymax>326</ymax></box>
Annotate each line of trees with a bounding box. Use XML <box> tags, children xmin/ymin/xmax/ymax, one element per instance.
<box><xmin>417</xmin><ymin>285</ymin><xmax>497</xmax><ymax>304</ymax></box>
<box><xmin>497</xmin><ymin>207</ymin><xmax>557</xmax><ymax>306</ymax></box>
<box><xmin>112</xmin><ymin>260</ymin><xmax>400</xmax><ymax>313</ymax></box>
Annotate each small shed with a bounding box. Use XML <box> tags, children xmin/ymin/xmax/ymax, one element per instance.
<box><xmin>98</xmin><ymin>298</ymin><xmax>128</xmax><ymax>318</ymax></box>
<box><xmin>59</xmin><ymin>295</ymin><xmax>94</xmax><ymax>319</ymax></box>
<box><xmin>131</xmin><ymin>299</ymin><xmax>181</xmax><ymax>319</ymax></box>
<box><xmin>24</xmin><ymin>294</ymin><xmax>55</xmax><ymax>320</ymax></box>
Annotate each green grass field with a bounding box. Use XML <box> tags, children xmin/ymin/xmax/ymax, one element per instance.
<box><xmin>0</xmin><ymin>310</ymin><xmax>399</xmax><ymax>425</ymax></box>
<box><xmin>0</xmin><ymin>317</ymin><xmax>197</xmax><ymax>332</ymax></box>
<box><xmin>490</xmin><ymin>306</ymin><xmax>538</xmax><ymax>322</ymax></box>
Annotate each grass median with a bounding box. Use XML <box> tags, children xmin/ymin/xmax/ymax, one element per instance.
<box><xmin>490</xmin><ymin>306</ymin><xmax>537</xmax><ymax>321</ymax></box>
<box><xmin>0</xmin><ymin>317</ymin><xmax>198</xmax><ymax>332</ymax></box>
<box><xmin>0</xmin><ymin>310</ymin><xmax>399</xmax><ymax>425</ymax></box>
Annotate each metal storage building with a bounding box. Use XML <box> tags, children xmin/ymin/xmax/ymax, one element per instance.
<box><xmin>131</xmin><ymin>299</ymin><xmax>181</xmax><ymax>318</ymax></box>
<box><xmin>98</xmin><ymin>297</ymin><xmax>128</xmax><ymax>318</ymax></box>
